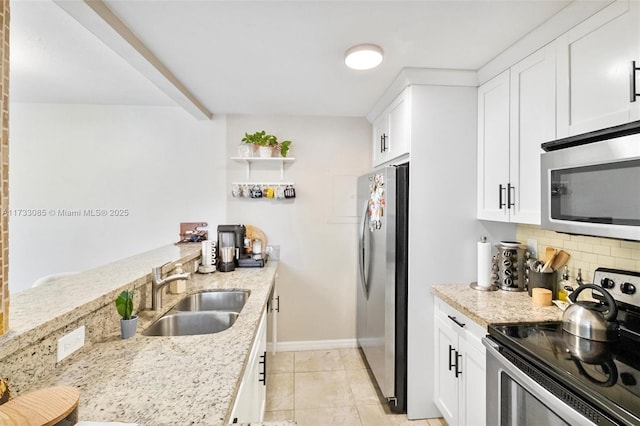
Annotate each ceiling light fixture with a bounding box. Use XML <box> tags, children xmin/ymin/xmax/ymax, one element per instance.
<box><xmin>344</xmin><ymin>44</ymin><xmax>384</xmax><ymax>70</ymax></box>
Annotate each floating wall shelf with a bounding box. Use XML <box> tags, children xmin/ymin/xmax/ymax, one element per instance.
<box><xmin>231</xmin><ymin>157</ymin><xmax>296</xmax><ymax>180</ymax></box>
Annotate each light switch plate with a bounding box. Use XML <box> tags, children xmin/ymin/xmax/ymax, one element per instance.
<box><xmin>57</xmin><ymin>325</ymin><xmax>85</xmax><ymax>362</ymax></box>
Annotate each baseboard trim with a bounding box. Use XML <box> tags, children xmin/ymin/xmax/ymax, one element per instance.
<box><xmin>267</xmin><ymin>338</ymin><xmax>358</xmax><ymax>352</ymax></box>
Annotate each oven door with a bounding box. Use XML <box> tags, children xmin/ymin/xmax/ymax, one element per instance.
<box><xmin>484</xmin><ymin>337</ymin><xmax>605</xmax><ymax>426</ymax></box>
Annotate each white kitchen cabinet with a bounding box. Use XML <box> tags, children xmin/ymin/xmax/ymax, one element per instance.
<box><xmin>477</xmin><ymin>43</ymin><xmax>556</xmax><ymax>224</ymax></box>
<box><xmin>371</xmin><ymin>87</ymin><xmax>411</xmax><ymax>167</ymax></box>
<box><xmin>477</xmin><ymin>70</ymin><xmax>510</xmax><ymax>222</ymax></box>
<box><xmin>433</xmin><ymin>298</ymin><xmax>486</xmax><ymax>426</ymax></box>
<box><xmin>557</xmin><ymin>0</ymin><xmax>640</xmax><ymax>137</ymax></box>
<box><xmin>229</xmin><ymin>308</ymin><xmax>267</xmax><ymax>424</ymax></box>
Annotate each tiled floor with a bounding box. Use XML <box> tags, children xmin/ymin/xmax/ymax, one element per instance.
<box><xmin>264</xmin><ymin>349</ymin><xmax>447</xmax><ymax>426</ymax></box>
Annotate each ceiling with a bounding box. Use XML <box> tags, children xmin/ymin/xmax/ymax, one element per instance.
<box><xmin>11</xmin><ymin>0</ymin><xmax>579</xmax><ymax>118</ymax></box>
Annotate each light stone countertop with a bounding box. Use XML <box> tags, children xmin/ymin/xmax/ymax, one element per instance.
<box><xmin>432</xmin><ymin>284</ymin><xmax>563</xmax><ymax>329</ymax></box>
<box><xmin>1</xmin><ymin>244</ymin><xmax>201</xmax><ymax>360</ymax></box>
<box><xmin>29</xmin><ymin>262</ymin><xmax>278</xmax><ymax>426</ymax></box>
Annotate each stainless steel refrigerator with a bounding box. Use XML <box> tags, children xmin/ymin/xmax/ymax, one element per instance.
<box><xmin>357</xmin><ymin>163</ymin><xmax>408</xmax><ymax>413</ymax></box>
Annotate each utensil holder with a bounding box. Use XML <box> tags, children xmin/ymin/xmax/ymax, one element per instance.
<box><xmin>529</xmin><ymin>270</ymin><xmax>557</xmax><ymax>298</ymax></box>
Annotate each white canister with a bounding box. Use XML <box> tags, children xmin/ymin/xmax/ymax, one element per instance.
<box><xmin>252</xmin><ymin>239</ymin><xmax>262</xmax><ymax>254</ymax></box>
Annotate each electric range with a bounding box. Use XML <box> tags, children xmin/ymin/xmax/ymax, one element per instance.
<box><xmin>484</xmin><ymin>267</ymin><xmax>640</xmax><ymax>426</ymax></box>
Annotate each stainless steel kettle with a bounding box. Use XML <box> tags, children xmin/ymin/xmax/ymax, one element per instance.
<box><xmin>562</xmin><ymin>284</ymin><xmax>619</xmax><ymax>342</ymax></box>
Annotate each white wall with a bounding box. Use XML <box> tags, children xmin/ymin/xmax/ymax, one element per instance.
<box><xmin>9</xmin><ymin>103</ymin><xmax>227</xmax><ymax>293</ymax></box>
<box><xmin>226</xmin><ymin>115</ymin><xmax>371</xmax><ymax>344</ymax></box>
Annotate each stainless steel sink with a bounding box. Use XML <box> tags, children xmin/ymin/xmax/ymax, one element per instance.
<box><xmin>142</xmin><ymin>311</ymin><xmax>239</xmax><ymax>337</ymax></box>
<box><xmin>171</xmin><ymin>290</ymin><xmax>249</xmax><ymax>313</ymax></box>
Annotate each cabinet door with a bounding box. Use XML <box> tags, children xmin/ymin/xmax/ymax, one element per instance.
<box><xmin>434</xmin><ymin>316</ymin><xmax>460</xmax><ymax>426</ymax></box>
<box><xmin>372</xmin><ymin>111</ymin><xmax>389</xmax><ymax>167</ymax></box>
<box><xmin>386</xmin><ymin>88</ymin><xmax>411</xmax><ymax>162</ymax></box>
<box><xmin>509</xmin><ymin>43</ymin><xmax>557</xmax><ymax>225</ymax></box>
<box><xmin>557</xmin><ymin>0</ymin><xmax>640</xmax><ymax>137</ymax></box>
<box><xmin>477</xmin><ymin>70</ymin><xmax>510</xmax><ymax>222</ymax></box>
<box><xmin>229</xmin><ymin>309</ymin><xmax>267</xmax><ymax>424</ymax></box>
<box><xmin>458</xmin><ymin>335</ymin><xmax>486</xmax><ymax>426</ymax></box>
<box><xmin>256</xmin><ymin>309</ymin><xmax>267</xmax><ymax>420</ymax></box>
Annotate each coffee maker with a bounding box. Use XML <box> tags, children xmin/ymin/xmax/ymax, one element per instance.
<box><xmin>217</xmin><ymin>225</ymin><xmax>245</xmax><ymax>272</ymax></box>
<box><xmin>217</xmin><ymin>224</ymin><xmax>267</xmax><ymax>269</ymax></box>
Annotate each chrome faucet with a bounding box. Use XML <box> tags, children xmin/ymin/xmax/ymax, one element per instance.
<box><xmin>151</xmin><ymin>264</ymin><xmax>191</xmax><ymax>310</ymax></box>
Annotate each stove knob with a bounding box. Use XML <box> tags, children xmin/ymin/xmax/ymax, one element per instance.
<box><xmin>621</xmin><ymin>282</ymin><xmax>636</xmax><ymax>295</ymax></box>
<box><xmin>600</xmin><ymin>277</ymin><xmax>615</xmax><ymax>289</ymax></box>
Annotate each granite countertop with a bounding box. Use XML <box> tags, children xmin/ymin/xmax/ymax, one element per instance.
<box><xmin>1</xmin><ymin>244</ymin><xmax>202</xmax><ymax>360</ymax></box>
<box><xmin>432</xmin><ymin>284</ymin><xmax>563</xmax><ymax>329</ymax></box>
<box><xmin>32</xmin><ymin>262</ymin><xmax>278</xmax><ymax>426</ymax></box>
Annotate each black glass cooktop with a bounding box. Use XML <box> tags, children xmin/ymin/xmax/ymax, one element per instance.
<box><xmin>488</xmin><ymin>321</ymin><xmax>640</xmax><ymax>425</ymax></box>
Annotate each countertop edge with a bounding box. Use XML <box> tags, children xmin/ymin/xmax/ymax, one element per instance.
<box><xmin>431</xmin><ymin>283</ymin><xmax>563</xmax><ymax>329</ymax></box>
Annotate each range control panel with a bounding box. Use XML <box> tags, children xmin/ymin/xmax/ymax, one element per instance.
<box><xmin>594</xmin><ymin>267</ymin><xmax>640</xmax><ymax>308</ymax></box>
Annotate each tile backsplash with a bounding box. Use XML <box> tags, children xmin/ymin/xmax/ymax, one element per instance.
<box><xmin>517</xmin><ymin>224</ymin><xmax>640</xmax><ymax>285</ymax></box>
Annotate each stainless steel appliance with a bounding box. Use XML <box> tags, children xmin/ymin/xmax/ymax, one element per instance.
<box><xmin>541</xmin><ymin>120</ymin><xmax>640</xmax><ymax>241</ymax></box>
<box><xmin>356</xmin><ymin>164</ymin><xmax>408</xmax><ymax>413</ymax></box>
<box><xmin>484</xmin><ymin>267</ymin><xmax>640</xmax><ymax>426</ymax></box>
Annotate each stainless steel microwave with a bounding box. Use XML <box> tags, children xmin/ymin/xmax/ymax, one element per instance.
<box><xmin>541</xmin><ymin>122</ymin><xmax>640</xmax><ymax>241</ymax></box>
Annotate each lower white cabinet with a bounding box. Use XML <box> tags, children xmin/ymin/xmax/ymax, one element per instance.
<box><xmin>229</xmin><ymin>308</ymin><xmax>267</xmax><ymax>424</ymax></box>
<box><xmin>434</xmin><ymin>297</ymin><xmax>486</xmax><ymax>426</ymax></box>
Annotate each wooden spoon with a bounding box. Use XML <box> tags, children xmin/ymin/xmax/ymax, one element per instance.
<box><xmin>545</xmin><ymin>247</ymin><xmax>556</xmax><ymax>263</ymax></box>
<box><xmin>551</xmin><ymin>250</ymin><xmax>571</xmax><ymax>271</ymax></box>
<box><xmin>542</xmin><ymin>252</ymin><xmax>557</xmax><ymax>273</ymax></box>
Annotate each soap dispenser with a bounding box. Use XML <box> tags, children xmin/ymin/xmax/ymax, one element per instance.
<box><xmin>557</xmin><ymin>266</ymin><xmax>572</xmax><ymax>302</ymax></box>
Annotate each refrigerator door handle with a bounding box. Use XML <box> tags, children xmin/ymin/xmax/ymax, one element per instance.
<box><xmin>359</xmin><ymin>200</ymin><xmax>370</xmax><ymax>299</ymax></box>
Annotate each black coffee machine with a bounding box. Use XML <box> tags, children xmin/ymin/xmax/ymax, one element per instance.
<box><xmin>217</xmin><ymin>224</ymin><xmax>267</xmax><ymax>270</ymax></box>
<box><xmin>217</xmin><ymin>225</ymin><xmax>245</xmax><ymax>272</ymax></box>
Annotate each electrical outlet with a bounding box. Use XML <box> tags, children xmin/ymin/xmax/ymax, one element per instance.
<box><xmin>57</xmin><ymin>325</ymin><xmax>85</xmax><ymax>362</ymax></box>
<box><xmin>527</xmin><ymin>239</ymin><xmax>538</xmax><ymax>258</ymax></box>
<box><xmin>266</xmin><ymin>244</ymin><xmax>280</xmax><ymax>260</ymax></box>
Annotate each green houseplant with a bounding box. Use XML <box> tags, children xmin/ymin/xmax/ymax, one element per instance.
<box><xmin>241</xmin><ymin>130</ymin><xmax>292</xmax><ymax>158</ymax></box>
<box><xmin>116</xmin><ymin>288</ymin><xmax>138</xmax><ymax>339</ymax></box>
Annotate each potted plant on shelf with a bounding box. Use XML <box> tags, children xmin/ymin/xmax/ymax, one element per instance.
<box><xmin>116</xmin><ymin>288</ymin><xmax>138</xmax><ymax>339</ymax></box>
<box><xmin>241</xmin><ymin>130</ymin><xmax>292</xmax><ymax>158</ymax></box>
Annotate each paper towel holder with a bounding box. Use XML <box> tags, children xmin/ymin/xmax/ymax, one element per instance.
<box><xmin>471</xmin><ymin>236</ymin><xmax>499</xmax><ymax>291</ymax></box>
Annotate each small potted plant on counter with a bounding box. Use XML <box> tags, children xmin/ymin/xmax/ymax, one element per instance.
<box><xmin>241</xmin><ymin>130</ymin><xmax>292</xmax><ymax>158</ymax></box>
<box><xmin>116</xmin><ymin>288</ymin><xmax>138</xmax><ymax>339</ymax></box>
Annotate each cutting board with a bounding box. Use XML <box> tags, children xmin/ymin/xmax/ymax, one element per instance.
<box><xmin>0</xmin><ymin>385</ymin><xmax>79</xmax><ymax>425</ymax></box>
<box><xmin>245</xmin><ymin>225</ymin><xmax>267</xmax><ymax>253</ymax></box>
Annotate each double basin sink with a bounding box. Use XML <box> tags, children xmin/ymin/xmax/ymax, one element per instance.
<box><xmin>143</xmin><ymin>290</ymin><xmax>249</xmax><ymax>337</ymax></box>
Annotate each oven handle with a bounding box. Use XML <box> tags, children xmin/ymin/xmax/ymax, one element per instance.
<box><xmin>483</xmin><ymin>337</ymin><xmax>600</xmax><ymax>426</ymax></box>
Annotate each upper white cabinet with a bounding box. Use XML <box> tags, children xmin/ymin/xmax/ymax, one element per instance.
<box><xmin>434</xmin><ymin>298</ymin><xmax>486</xmax><ymax>426</ymax></box>
<box><xmin>372</xmin><ymin>87</ymin><xmax>411</xmax><ymax>167</ymax></box>
<box><xmin>509</xmin><ymin>44</ymin><xmax>557</xmax><ymax>224</ymax></box>
<box><xmin>557</xmin><ymin>0</ymin><xmax>640</xmax><ymax>137</ymax></box>
<box><xmin>477</xmin><ymin>70</ymin><xmax>511</xmax><ymax>222</ymax></box>
<box><xmin>477</xmin><ymin>43</ymin><xmax>556</xmax><ymax>224</ymax></box>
